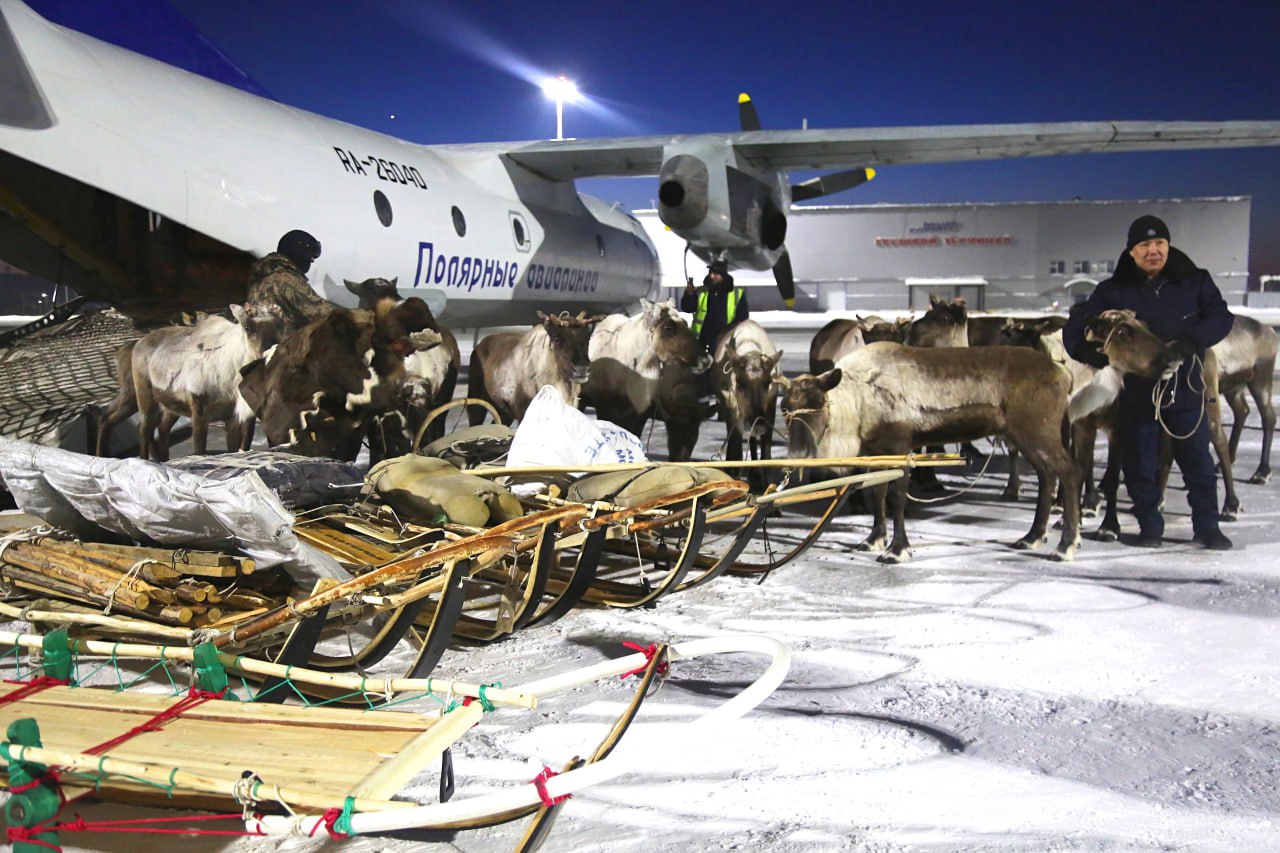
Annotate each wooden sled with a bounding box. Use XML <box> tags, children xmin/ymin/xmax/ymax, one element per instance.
<box><xmin>0</xmin><ymin>631</ymin><xmax>789</xmax><ymax>847</ymax></box>
<box><xmin>0</xmin><ymin>524</ymin><xmax>522</xmax><ymax>695</ymax></box>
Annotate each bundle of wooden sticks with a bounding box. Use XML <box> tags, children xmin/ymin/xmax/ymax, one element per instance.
<box><xmin>0</xmin><ymin>535</ymin><xmax>275</xmax><ymax>626</ymax></box>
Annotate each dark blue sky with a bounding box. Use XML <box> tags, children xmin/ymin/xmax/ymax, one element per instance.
<box><xmin>146</xmin><ymin>1</ymin><xmax>1280</xmax><ymax>277</ymax></box>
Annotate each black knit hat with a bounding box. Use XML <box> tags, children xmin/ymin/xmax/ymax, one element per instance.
<box><xmin>1126</xmin><ymin>215</ymin><xmax>1170</xmax><ymax>250</ymax></box>
<box><xmin>708</xmin><ymin>259</ymin><xmax>728</xmax><ymax>275</ymax></box>
<box><xmin>277</xmin><ymin>230</ymin><xmax>322</xmax><ymax>270</ymax></box>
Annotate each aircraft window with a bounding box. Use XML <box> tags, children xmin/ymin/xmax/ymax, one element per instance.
<box><xmin>452</xmin><ymin>206</ymin><xmax>466</xmax><ymax>237</ymax></box>
<box><xmin>509</xmin><ymin>212</ymin><xmax>531</xmax><ymax>251</ymax></box>
<box><xmin>374</xmin><ymin>191</ymin><xmax>393</xmax><ymax>227</ymax></box>
<box><xmin>596</xmin><ymin>235</ymin><xmax>606</xmax><ymax>257</ymax></box>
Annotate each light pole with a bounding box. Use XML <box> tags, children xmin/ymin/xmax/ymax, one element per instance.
<box><xmin>541</xmin><ymin>75</ymin><xmax>578</xmax><ymax>141</ymax></box>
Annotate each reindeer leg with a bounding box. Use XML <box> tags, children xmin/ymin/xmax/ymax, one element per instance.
<box><xmin>1249</xmin><ymin>379</ymin><xmax>1274</xmax><ymax>484</ymax></box>
<box><xmin>1225</xmin><ymin>387</ymin><xmax>1248</xmax><ymax>463</ymax></box>
<box><xmin>1072</xmin><ymin>422</ymin><xmax>1099</xmax><ymax>516</ymax></box>
<box><xmin>1096</xmin><ymin>438</ymin><xmax>1123</xmax><ymax>541</ymax></box>
<box><xmin>238</xmin><ymin>417</ymin><xmax>256</xmax><ymax>451</ymax></box>
<box><xmin>855</xmin><ymin>482</ymin><xmax>889</xmax><ymax>554</ymax></box>
<box><xmin>878</xmin><ymin>474</ymin><xmax>913</xmax><ymax>564</ymax></box>
<box><xmin>190</xmin><ymin>398</ymin><xmax>208</xmax><ymax>456</ymax></box>
<box><xmin>134</xmin><ymin>379</ymin><xmax>157</xmax><ymax>461</ymax></box>
<box><xmin>1047</xmin><ymin>447</ymin><xmax>1081</xmax><ymax>561</ymax></box>
<box><xmin>1001</xmin><ymin>446</ymin><xmax>1021</xmax><ymax>501</ymax></box>
<box><xmin>1012</xmin><ymin>462</ymin><xmax>1052</xmax><ymax>550</ymax></box>
<box><xmin>1206</xmin><ymin>395</ymin><xmax>1239</xmax><ymax>521</ymax></box>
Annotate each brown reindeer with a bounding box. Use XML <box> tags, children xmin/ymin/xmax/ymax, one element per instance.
<box><xmin>468</xmin><ymin>311</ymin><xmax>603</xmax><ymax>425</ymax></box>
<box><xmin>906</xmin><ymin>294</ymin><xmax>968</xmax><ymax>348</ymax></box>
<box><xmin>1018</xmin><ymin>326</ymin><xmax>1122</xmax><ymax>531</ymax></box>
<box><xmin>583</xmin><ymin>299</ymin><xmax>710</xmax><ymax>460</ymax></box>
<box><xmin>1213</xmin><ymin>315</ymin><xmax>1277</xmax><ymax>484</ymax></box>
<box><xmin>238</xmin><ymin>299</ymin><xmax>442</xmax><ymax>461</ymax></box>
<box><xmin>347</xmin><ymin>278</ymin><xmax>461</xmax><ymax>448</ymax></box>
<box><xmin>809</xmin><ymin>318</ymin><xmax>862</xmax><ymax>375</ymax></box>
<box><xmin>1073</xmin><ymin>308</ymin><xmax>1240</xmax><ymax>528</ymax></box>
<box><xmin>781</xmin><ymin>342</ymin><xmax>1082</xmax><ymax>563</ymax></box>
<box><xmin>713</xmin><ymin>320</ymin><xmax>783</xmax><ymax>490</ymax></box>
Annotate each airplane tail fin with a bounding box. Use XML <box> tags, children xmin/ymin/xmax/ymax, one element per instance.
<box><xmin>26</xmin><ymin>0</ymin><xmax>271</xmax><ymax>98</ymax></box>
<box><xmin>0</xmin><ymin>3</ymin><xmax>54</xmax><ymax>128</ymax></box>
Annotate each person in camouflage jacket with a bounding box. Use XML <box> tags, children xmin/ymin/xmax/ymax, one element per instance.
<box><xmin>245</xmin><ymin>230</ymin><xmax>331</xmax><ymax>333</ymax></box>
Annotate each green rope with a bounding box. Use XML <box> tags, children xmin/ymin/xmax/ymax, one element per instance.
<box><xmin>335</xmin><ymin>795</ymin><xmax>357</xmax><ymax>836</ymax></box>
<box><xmin>477</xmin><ymin>682</ymin><xmax>501</xmax><ymax>712</ymax></box>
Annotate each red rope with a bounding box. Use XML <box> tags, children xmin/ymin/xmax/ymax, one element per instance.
<box><xmin>531</xmin><ymin>767</ymin><xmax>569</xmax><ymax>808</ymax></box>
<box><xmin>84</xmin><ymin>687</ymin><xmax>226</xmax><ymax>756</ymax></box>
<box><xmin>55</xmin><ymin>812</ymin><xmax>266</xmax><ymax>838</ymax></box>
<box><xmin>619</xmin><ymin>642</ymin><xmax>669</xmax><ymax>679</ymax></box>
<box><xmin>7</xmin><ymin>767</ymin><xmax>63</xmax><ymax>795</ymax></box>
<box><xmin>4</xmin><ymin>825</ymin><xmax>62</xmax><ymax>849</ymax></box>
<box><xmin>0</xmin><ymin>676</ymin><xmax>70</xmax><ymax>707</ymax></box>
<box><xmin>314</xmin><ymin>808</ymin><xmax>351</xmax><ymax>839</ymax></box>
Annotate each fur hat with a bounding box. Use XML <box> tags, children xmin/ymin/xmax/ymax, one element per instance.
<box><xmin>1126</xmin><ymin>215</ymin><xmax>1170</xmax><ymax>250</ymax></box>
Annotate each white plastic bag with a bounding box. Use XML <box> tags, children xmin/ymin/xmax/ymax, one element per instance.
<box><xmin>507</xmin><ymin>386</ymin><xmax>646</xmax><ymax>471</ymax></box>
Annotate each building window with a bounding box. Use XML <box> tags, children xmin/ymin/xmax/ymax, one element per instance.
<box><xmin>1095</xmin><ymin>260</ymin><xmax>1115</xmax><ymax>274</ymax></box>
<box><xmin>1049</xmin><ymin>260</ymin><xmax>1065</xmax><ymax>275</ymax></box>
<box><xmin>1074</xmin><ymin>260</ymin><xmax>1090</xmax><ymax>275</ymax></box>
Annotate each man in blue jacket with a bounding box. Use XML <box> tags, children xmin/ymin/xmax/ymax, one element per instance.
<box><xmin>1063</xmin><ymin>215</ymin><xmax>1234</xmax><ymax>550</ymax></box>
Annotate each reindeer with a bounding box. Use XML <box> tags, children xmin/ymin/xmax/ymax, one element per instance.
<box><xmin>1213</xmin><ymin>315</ymin><xmax>1277</xmax><ymax>484</ymax></box>
<box><xmin>238</xmin><ymin>299</ymin><xmax>442</xmax><ymax>461</ymax></box>
<box><xmin>583</xmin><ymin>299</ymin><xmax>710</xmax><ymax>460</ymax></box>
<box><xmin>781</xmin><ymin>342</ymin><xmax>1081</xmax><ymax>563</ymax></box>
<box><xmin>467</xmin><ymin>311</ymin><xmax>603</xmax><ymax>425</ymax></box>
<box><xmin>713</xmin><ymin>320</ymin><xmax>783</xmax><ymax>490</ymax></box>
<box><xmin>345</xmin><ymin>278</ymin><xmax>460</xmax><ymax>448</ymax></box>
<box><xmin>125</xmin><ymin>303</ymin><xmax>283</xmax><ymax>460</ymax></box>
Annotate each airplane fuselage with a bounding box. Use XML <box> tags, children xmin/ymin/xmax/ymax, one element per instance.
<box><xmin>0</xmin><ymin>0</ymin><xmax>657</xmax><ymax>326</ymax></box>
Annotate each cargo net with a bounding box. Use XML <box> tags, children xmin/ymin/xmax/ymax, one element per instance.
<box><xmin>0</xmin><ymin>309</ymin><xmax>140</xmax><ymax>444</ymax></box>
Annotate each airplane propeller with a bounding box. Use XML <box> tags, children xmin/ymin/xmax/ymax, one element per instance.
<box><xmin>737</xmin><ymin>93</ymin><xmax>876</xmax><ymax>308</ymax></box>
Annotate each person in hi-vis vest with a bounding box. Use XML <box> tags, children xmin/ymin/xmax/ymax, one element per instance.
<box><xmin>680</xmin><ymin>259</ymin><xmax>750</xmax><ymax>357</ymax></box>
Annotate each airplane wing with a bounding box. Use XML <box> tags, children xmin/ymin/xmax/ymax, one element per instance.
<box><xmin>492</xmin><ymin>121</ymin><xmax>1280</xmax><ymax>181</ymax></box>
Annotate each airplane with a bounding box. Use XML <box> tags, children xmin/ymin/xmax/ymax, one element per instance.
<box><xmin>3</xmin><ymin>0</ymin><xmax>1280</xmax><ymax>327</ymax></box>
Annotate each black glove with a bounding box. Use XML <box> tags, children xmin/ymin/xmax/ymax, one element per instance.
<box><xmin>1168</xmin><ymin>336</ymin><xmax>1198</xmax><ymax>360</ymax></box>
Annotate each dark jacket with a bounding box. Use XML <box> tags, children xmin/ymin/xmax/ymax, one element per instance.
<box><xmin>680</xmin><ymin>271</ymin><xmax>749</xmax><ymax>352</ymax></box>
<box><xmin>245</xmin><ymin>253</ymin><xmax>334</xmax><ymax>333</ymax></box>
<box><xmin>1063</xmin><ymin>246</ymin><xmax>1233</xmax><ymax>413</ymax></box>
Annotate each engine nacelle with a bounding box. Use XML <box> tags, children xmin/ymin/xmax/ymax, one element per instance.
<box><xmin>656</xmin><ymin>142</ymin><xmax>787</xmax><ymax>272</ymax></box>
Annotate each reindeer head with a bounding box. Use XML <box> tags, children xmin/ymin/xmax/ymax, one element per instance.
<box><xmin>539</xmin><ymin>311</ymin><xmax>603</xmax><ymax>384</ymax></box>
<box><xmin>860</xmin><ymin>317</ymin><xmax>910</xmax><ymax>344</ymax></box>
<box><xmin>645</xmin><ymin>300</ymin><xmax>711</xmax><ymax>373</ymax></box>
<box><xmin>232</xmin><ymin>302</ymin><xmax>285</xmax><ymax>355</ymax></box>
<box><xmin>720</xmin><ymin>350</ymin><xmax>784</xmax><ymax>438</ymax></box>
<box><xmin>345</xmin><ymin>276</ymin><xmax>401</xmax><ymax>311</ymax></box>
<box><xmin>908</xmin><ymin>296</ymin><xmax>968</xmax><ymax>347</ymax></box>
<box><xmin>1083</xmin><ymin>309</ymin><xmax>1178</xmax><ymax>379</ymax></box>
<box><xmin>778</xmin><ymin>368</ymin><xmax>842</xmax><ymax>460</ymax></box>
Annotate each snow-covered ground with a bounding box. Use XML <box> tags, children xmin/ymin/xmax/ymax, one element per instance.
<box><xmin>4</xmin><ymin>318</ymin><xmax>1279</xmax><ymax>852</ymax></box>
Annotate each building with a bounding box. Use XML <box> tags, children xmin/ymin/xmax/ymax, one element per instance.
<box><xmin>636</xmin><ymin>197</ymin><xmax>1251</xmax><ymax>312</ymax></box>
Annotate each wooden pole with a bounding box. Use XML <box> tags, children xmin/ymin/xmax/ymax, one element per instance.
<box><xmin>468</xmin><ymin>452</ymin><xmax>964</xmax><ymax>478</ymax></box>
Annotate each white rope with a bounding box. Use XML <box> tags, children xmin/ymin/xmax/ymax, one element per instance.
<box><xmin>102</xmin><ymin>559</ymin><xmax>148</xmax><ymax>616</ymax></box>
<box><xmin>1152</xmin><ymin>353</ymin><xmax>1207</xmax><ymax>440</ymax></box>
<box><xmin>907</xmin><ymin>441</ymin><xmax>1000</xmax><ymax>504</ymax></box>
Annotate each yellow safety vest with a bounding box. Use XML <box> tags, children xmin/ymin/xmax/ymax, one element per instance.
<box><xmin>692</xmin><ymin>287</ymin><xmax>743</xmax><ymax>337</ymax></box>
